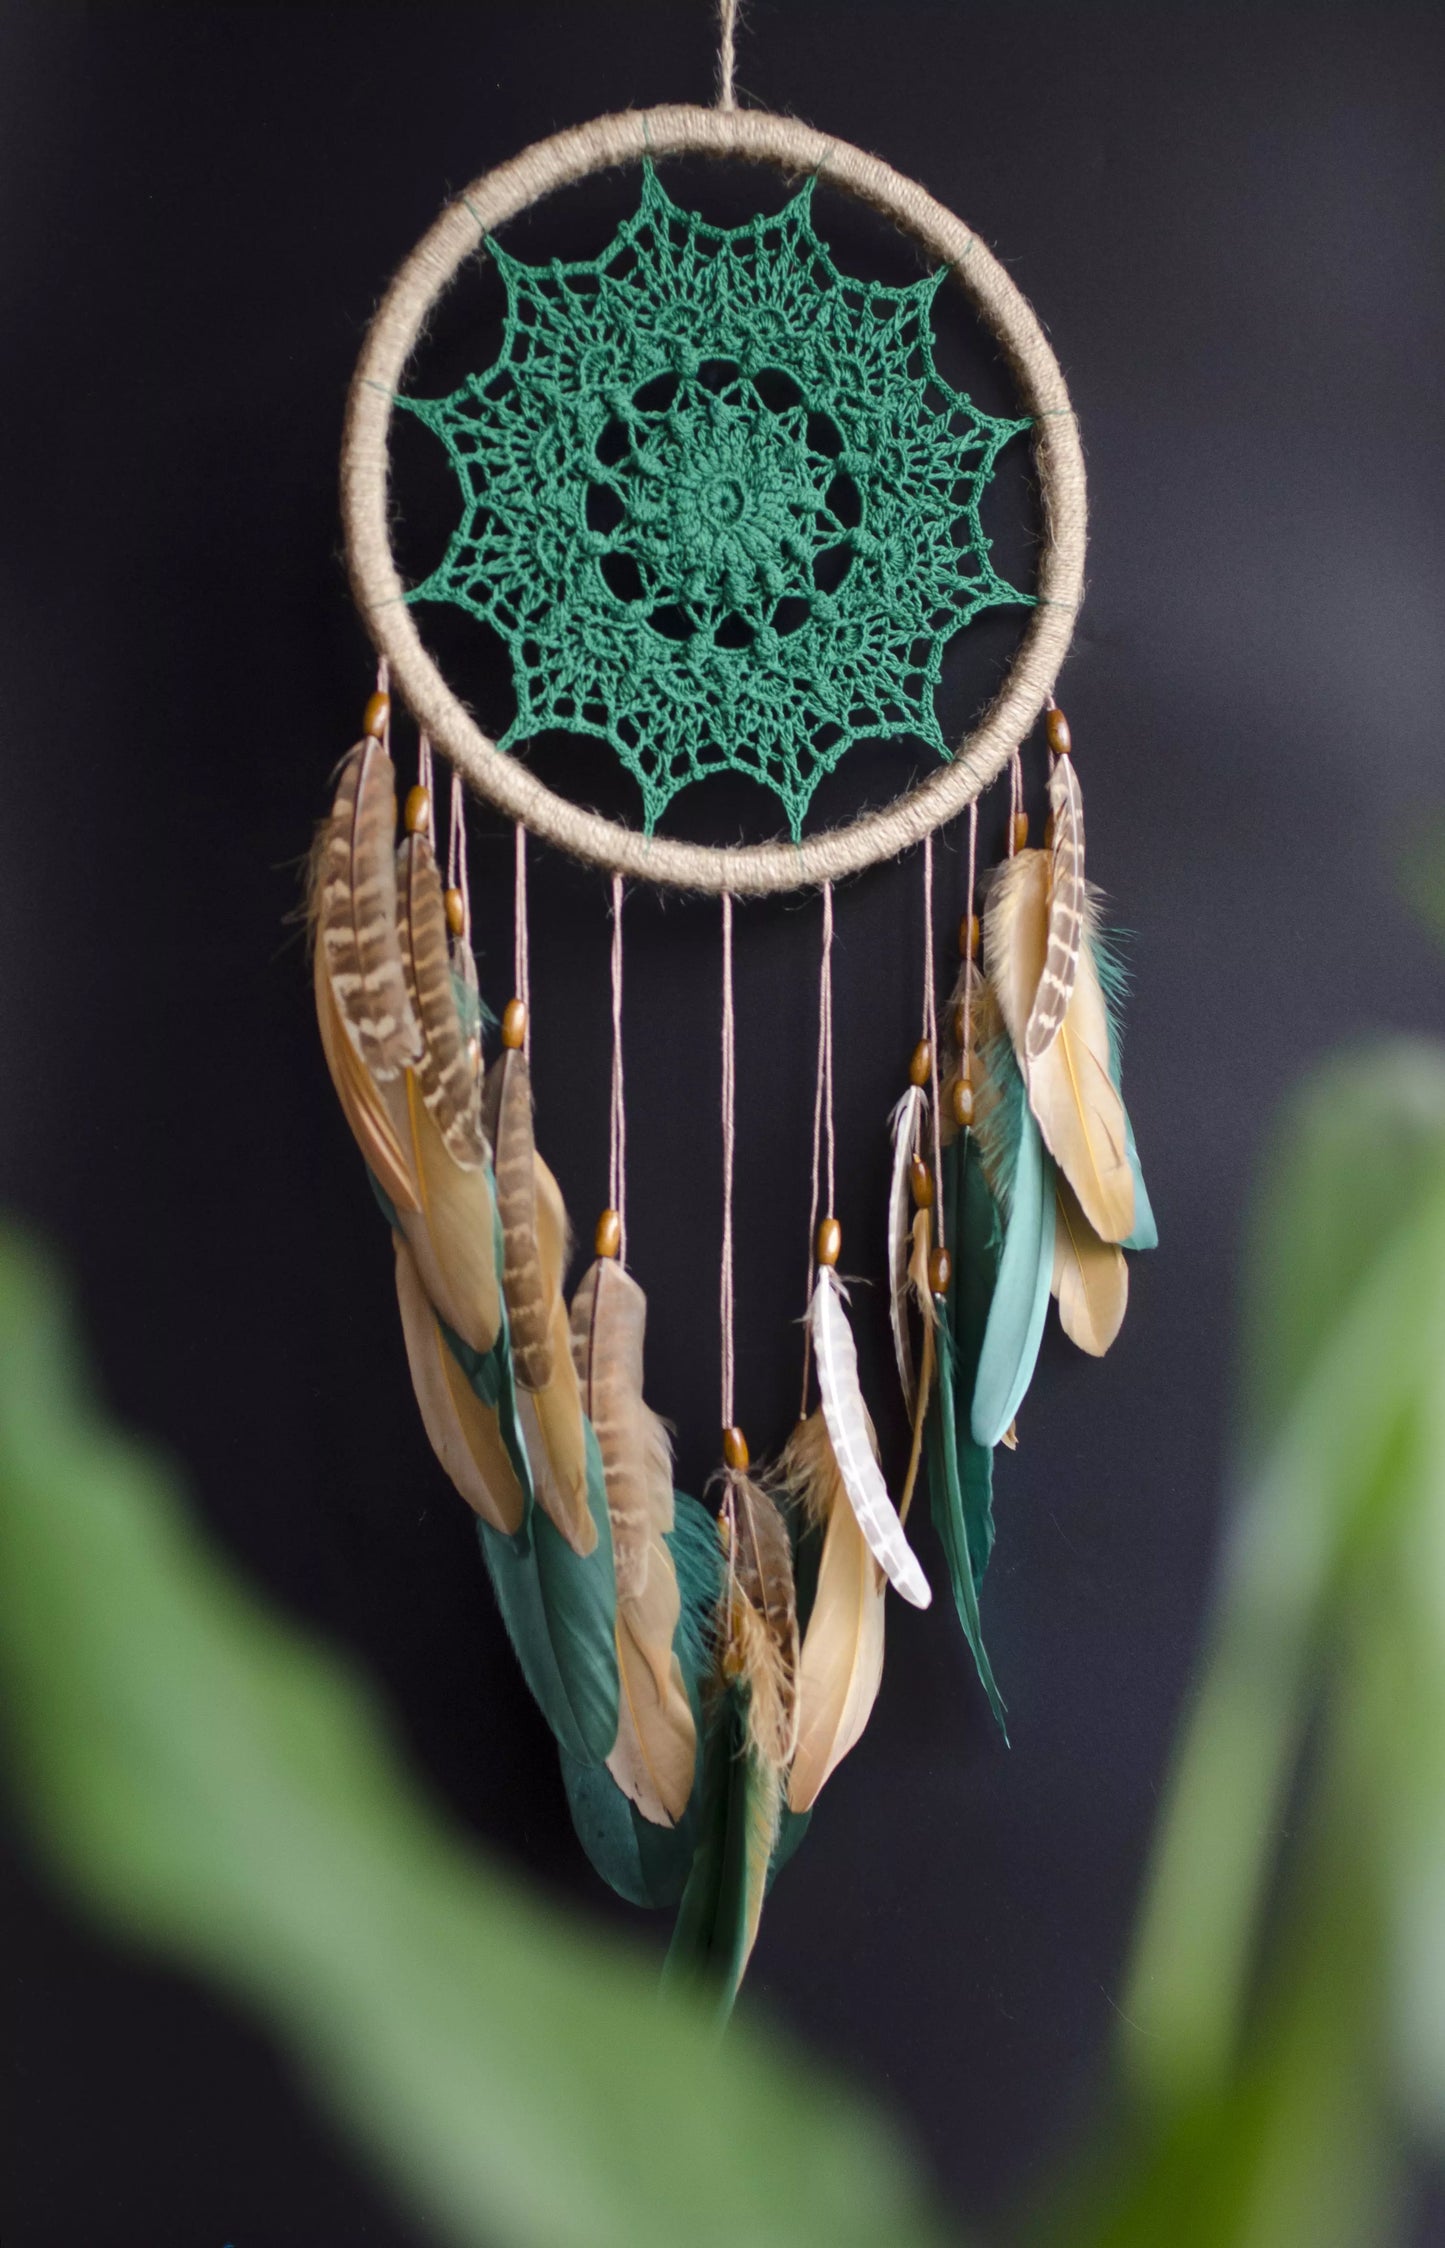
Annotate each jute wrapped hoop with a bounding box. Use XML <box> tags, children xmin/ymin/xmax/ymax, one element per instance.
<box><xmin>341</xmin><ymin>104</ymin><xmax>1086</xmax><ymax>897</ymax></box>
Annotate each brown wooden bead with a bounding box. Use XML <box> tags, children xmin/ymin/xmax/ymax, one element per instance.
<box><xmin>444</xmin><ymin>886</ymin><xmax>467</xmax><ymax>937</ymax></box>
<box><xmin>362</xmin><ymin>689</ymin><xmax>390</xmax><ymax>741</ymax></box>
<box><xmin>722</xmin><ymin>1425</ymin><xmax>750</xmax><ymax>1473</ymax></box>
<box><xmin>1012</xmin><ymin>812</ymin><xmax>1030</xmax><ymax>853</ymax></box>
<box><xmin>909</xmin><ymin>1155</ymin><xmax>933</xmax><ymax>1209</ymax></box>
<box><xmin>1045</xmin><ymin>704</ymin><xmax>1072</xmax><ymax>758</ymax></box>
<box><xmin>908</xmin><ymin>1039</ymin><xmax>931</xmax><ymax>1088</ymax></box>
<box><xmin>958</xmin><ymin>912</ymin><xmax>981</xmax><ymax>960</ymax></box>
<box><xmin>929</xmin><ymin>1246</ymin><xmax>953</xmax><ymax>1297</ymax></box>
<box><xmin>951</xmin><ymin>1078</ymin><xmax>975</xmax><ymax>1129</ymax></box>
<box><xmin>501</xmin><ymin>997</ymin><xmax>527</xmax><ymax>1050</ymax></box>
<box><xmin>594</xmin><ymin>1207</ymin><xmax>621</xmax><ymax>1260</ymax></box>
<box><xmin>815</xmin><ymin>1215</ymin><xmax>842</xmax><ymax>1268</ymax></box>
<box><xmin>404</xmin><ymin>783</ymin><xmax>431</xmax><ymax>836</ymax></box>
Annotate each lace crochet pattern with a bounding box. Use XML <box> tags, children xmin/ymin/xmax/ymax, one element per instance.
<box><xmin>401</xmin><ymin>164</ymin><xmax>1031</xmax><ymax>838</ymax></box>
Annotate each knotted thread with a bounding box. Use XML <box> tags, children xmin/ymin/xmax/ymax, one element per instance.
<box><xmin>719</xmin><ymin>893</ymin><xmax>737</xmax><ymax>1434</ymax></box>
<box><xmin>513</xmin><ymin>823</ymin><xmax>531</xmax><ymax>1056</ymax></box>
<box><xmin>609</xmin><ymin>873</ymin><xmax>628</xmax><ymax>1266</ymax></box>
<box><xmin>798</xmin><ymin>880</ymin><xmax>835</xmax><ymax>1416</ymax></box>
<box><xmin>717</xmin><ymin>0</ymin><xmax>739</xmax><ymax>110</ymax></box>
<box><xmin>923</xmin><ymin>835</ymin><xmax>944</xmax><ymax>1237</ymax></box>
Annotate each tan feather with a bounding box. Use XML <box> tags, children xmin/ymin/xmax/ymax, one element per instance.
<box><xmin>723</xmin><ymin>1474</ymin><xmax>799</xmax><ymax>1773</ymax></box>
<box><xmin>393</xmin><ymin>1073</ymin><xmax>503</xmax><ymax>1357</ymax></box>
<box><xmin>311</xmin><ymin>936</ymin><xmax>419</xmax><ymax>1215</ymax></box>
<box><xmin>396</xmin><ymin>832</ymin><xmax>483</xmax><ymax>1169</ymax></box>
<box><xmin>484</xmin><ymin>1050</ymin><xmax>554</xmax><ymax>1384</ymax></box>
<box><xmin>985</xmin><ymin>850</ymin><xmax>1134</xmax><ymax>1244</ymax></box>
<box><xmin>570</xmin><ymin>1257</ymin><xmax>694</xmax><ymax>1825</ymax></box>
<box><xmin>1025</xmin><ymin>754</ymin><xmax>1085</xmax><ymax>1061</ymax></box>
<box><xmin>736</xmin><ymin>1753</ymin><xmax>783</xmax><ymax>1981</ymax></box>
<box><xmin>897</xmin><ymin>1211</ymin><xmax>937</xmax><ymax>1527</ymax></box>
<box><xmin>778</xmin><ymin>1412</ymin><xmax>886</xmax><ymax>1814</ymax></box>
<box><xmin>315</xmin><ymin>740</ymin><xmax>419</xmax><ymax>1079</ymax></box>
<box><xmin>1052</xmin><ymin>1174</ymin><xmax>1129</xmax><ymax>1356</ymax></box>
<box><xmin>506</xmin><ymin>1154</ymin><xmax>593</xmax><ymax>1554</ymax></box>
<box><xmin>392</xmin><ymin>1235</ymin><xmax>525</xmax><ymax>1533</ymax></box>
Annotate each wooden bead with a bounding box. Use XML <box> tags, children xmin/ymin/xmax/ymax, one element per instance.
<box><xmin>722</xmin><ymin>1425</ymin><xmax>750</xmax><ymax>1473</ymax></box>
<box><xmin>958</xmin><ymin>912</ymin><xmax>980</xmax><ymax>960</ymax></box>
<box><xmin>501</xmin><ymin>997</ymin><xmax>527</xmax><ymax>1050</ymax></box>
<box><xmin>951</xmin><ymin>1078</ymin><xmax>975</xmax><ymax>1128</ymax></box>
<box><xmin>362</xmin><ymin>689</ymin><xmax>390</xmax><ymax>741</ymax></box>
<box><xmin>909</xmin><ymin>1155</ymin><xmax>933</xmax><ymax>1209</ymax></box>
<box><xmin>1012</xmin><ymin>812</ymin><xmax>1030</xmax><ymax>852</ymax></box>
<box><xmin>594</xmin><ymin>1207</ymin><xmax>621</xmax><ymax>1259</ymax></box>
<box><xmin>908</xmin><ymin>1039</ymin><xmax>931</xmax><ymax>1088</ymax></box>
<box><xmin>929</xmin><ymin>1246</ymin><xmax>952</xmax><ymax>1297</ymax></box>
<box><xmin>816</xmin><ymin>1215</ymin><xmax>842</xmax><ymax>1268</ymax></box>
<box><xmin>404</xmin><ymin>784</ymin><xmax>430</xmax><ymax>836</ymax></box>
<box><xmin>444</xmin><ymin>886</ymin><xmax>467</xmax><ymax>937</ymax></box>
<box><xmin>465</xmin><ymin>1036</ymin><xmax>481</xmax><ymax>1079</ymax></box>
<box><xmin>1045</xmin><ymin>704</ymin><xmax>1072</xmax><ymax>758</ymax></box>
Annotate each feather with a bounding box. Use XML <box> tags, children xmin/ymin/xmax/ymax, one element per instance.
<box><xmin>810</xmin><ymin>1265</ymin><xmax>932</xmax><ymax>1609</ymax></box>
<box><xmin>887</xmin><ymin>1085</ymin><xmax>926</xmax><ymax>1411</ymax></box>
<box><xmin>1091</xmin><ymin>930</ymin><xmax>1159</xmax><ymax>1256</ymax></box>
<box><xmin>392</xmin><ymin>1234</ymin><xmax>525</xmax><ymax>1533</ymax></box>
<box><xmin>777</xmin><ymin>1411</ymin><xmax>886</xmax><ymax>1813</ymax></box>
<box><xmin>722</xmin><ymin>1473</ymin><xmax>800</xmax><ymax>1772</ymax></box>
<box><xmin>393</xmin><ymin>1074</ymin><xmax>503</xmax><ymax>1357</ymax></box>
<box><xmin>1025</xmin><ymin>753</ymin><xmax>1085</xmax><ymax>1061</ymax></box>
<box><xmin>929</xmin><ymin>1311</ymin><xmax>1008</xmax><ymax>1735</ymax></box>
<box><xmin>396</xmin><ymin>831</ymin><xmax>483</xmax><ymax>1168</ymax></box>
<box><xmin>1052</xmin><ymin>1174</ymin><xmax>1129</xmax><ymax>1355</ymax></box>
<box><xmin>971</xmin><ymin>1102</ymin><xmax>1056</xmax><ymax>1450</ymax></box>
<box><xmin>314</xmin><ymin>739</ymin><xmax>420</xmax><ymax>1079</ymax></box>
<box><xmin>571</xmin><ymin>1256</ymin><xmax>696</xmax><ymax>1827</ymax></box>
<box><xmin>665</xmin><ymin>1691</ymin><xmax>782</xmax><ymax>2018</ymax></box>
<box><xmin>986</xmin><ymin>849</ymin><xmax>1135</xmax><ymax>1244</ymax></box>
<box><xmin>483</xmin><ymin>1049</ymin><xmax>554</xmax><ymax>1381</ymax></box>
<box><xmin>311</xmin><ymin>935</ymin><xmax>418</xmax><ymax>1215</ymax></box>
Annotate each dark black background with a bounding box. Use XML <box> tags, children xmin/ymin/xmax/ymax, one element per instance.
<box><xmin>2</xmin><ymin>5</ymin><xmax>1443</xmax><ymax>2244</ymax></box>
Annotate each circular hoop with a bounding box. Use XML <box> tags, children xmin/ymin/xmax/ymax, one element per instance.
<box><xmin>342</xmin><ymin>105</ymin><xmax>1085</xmax><ymax>896</ymax></box>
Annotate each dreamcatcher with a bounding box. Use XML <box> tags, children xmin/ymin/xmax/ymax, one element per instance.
<box><xmin>310</xmin><ymin>7</ymin><xmax>1155</xmax><ymax>2017</ymax></box>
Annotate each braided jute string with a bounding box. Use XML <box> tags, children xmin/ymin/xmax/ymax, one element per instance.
<box><xmin>342</xmin><ymin>105</ymin><xmax>1086</xmax><ymax>897</ymax></box>
<box><xmin>716</xmin><ymin>0</ymin><xmax>739</xmax><ymax>109</ymax></box>
<box><xmin>719</xmin><ymin>894</ymin><xmax>737</xmax><ymax>1432</ymax></box>
<box><xmin>609</xmin><ymin>873</ymin><xmax>628</xmax><ymax>1266</ymax></box>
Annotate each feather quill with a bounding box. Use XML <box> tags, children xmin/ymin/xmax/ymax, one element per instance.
<box><xmin>1025</xmin><ymin>754</ymin><xmax>1085</xmax><ymax>1061</ymax></box>
<box><xmin>571</xmin><ymin>1256</ymin><xmax>696</xmax><ymax>1826</ymax></box>
<box><xmin>810</xmin><ymin>1265</ymin><xmax>932</xmax><ymax>1609</ymax></box>
<box><xmin>887</xmin><ymin>1085</ymin><xmax>926</xmax><ymax>1412</ymax></box>
<box><xmin>986</xmin><ymin>849</ymin><xmax>1134</xmax><ymax>1244</ymax></box>
<box><xmin>778</xmin><ymin>1410</ymin><xmax>886</xmax><ymax>1813</ymax></box>
<box><xmin>1052</xmin><ymin>1174</ymin><xmax>1129</xmax><ymax>1355</ymax></box>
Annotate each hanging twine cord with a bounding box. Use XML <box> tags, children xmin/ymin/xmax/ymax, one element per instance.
<box><xmin>342</xmin><ymin>105</ymin><xmax>1085</xmax><ymax>897</ymax></box>
<box><xmin>922</xmin><ymin>836</ymin><xmax>945</xmax><ymax>1238</ymax></box>
<box><xmin>716</xmin><ymin>0</ymin><xmax>739</xmax><ymax>110</ymax></box>
<box><xmin>719</xmin><ymin>894</ymin><xmax>737</xmax><ymax>1434</ymax></box>
<box><xmin>513</xmin><ymin>823</ymin><xmax>531</xmax><ymax>1055</ymax></box>
<box><xmin>418</xmin><ymin>732</ymin><xmax>436</xmax><ymax>851</ymax></box>
<box><xmin>798</xmin><ymin>880</ymin><xmax>835</xmax><ymax>1416</ymax></box>
<box><xmin>962</xmin><ymin>800</ymin><xmax>979</xmax><ymax>1086</ymax></box>
<box><xmin>609</xmin><ymin>873</ymin><xmax>628</xmax><ymax>1265</ymax></box>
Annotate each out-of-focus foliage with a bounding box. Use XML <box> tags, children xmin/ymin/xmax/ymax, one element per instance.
<box><xmin>4</xmin><ymin>1038</ymin><xmax>1445</xmax><ymax>2247</ymax></box>
<box><xmin>1038</xmin><ymin>1039</ymin><xmax>1445</xmax><ymax>2247</ymax></box>
<box><xmin>0</xmin><ymin>1232</ymin><xmax>947</xmax><ymax>2248</ymax></box>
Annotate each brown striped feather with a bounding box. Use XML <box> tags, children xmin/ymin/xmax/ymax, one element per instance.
<box><xmin>484</xmin><ymin>1050</ymin><xmax>552</xmax><ymax>1384</ymax></box>
<box><xmin>311</xmin><ymin>934</ymin><xmax>420</xmax><ymax>1215</ymax></box>
<box><xmin>506</xmin><ymin>1151</ymin><xmax>593</xmax><ymax>1555</ymax></box>
<box><xmin>393</xmin><ymin>1073</ymin><xmax>502</xmax><ymax>1355</ymax></box>
<box><xmin>396</xmin><ymin>832</ymin><xmax>483</xmax><ymax>1169</ymax></box>
<box><xmin>316</xmin><ymin>741</ymin><xmax>419</xmax><ymax>1080</ymax></box>
<box><xmin>1025</xmin><ymin>755</ymin><xmax>1086</xmax><ymax>1063</ymax></box>
<box><xmin>724</xmin><ymin>1475</ymin><xmax>799</xmax><ymax>1773</ymax></box>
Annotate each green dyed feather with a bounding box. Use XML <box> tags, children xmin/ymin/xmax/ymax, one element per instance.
<box><xmin>943</xmin><ymin>1130</ymin><xmax>999</xmax><ymax>1590</ymax></box>
<box><xmin>557</xmin><ymin>1493</ymin><xmax>723</xmax><ymax>1908</ymax></box>
<box><xmin>928</xmin><ymin>1305</ymin><xmax>1008</xmax><ymax>1737</ymax></box>
<box><xmin>664</xmin><ymin>1690</ymin><xmax>779</xmax><ymax>2021</ymax></box>
<box><xmin>971</xmin><ymin>1104</ymin><xmax>1055</xmax><ymax>1452</ymax></box>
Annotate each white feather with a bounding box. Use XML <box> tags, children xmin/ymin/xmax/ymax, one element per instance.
<box><xmin>887</xmin><ymin>1086</ymin><xmax>925</xmax><ymax>1413</ymax></box>
<box><xmin>810</xmin><ymin>1266</ymin><xmax>932</xmax><ymax>1609</ymax></box>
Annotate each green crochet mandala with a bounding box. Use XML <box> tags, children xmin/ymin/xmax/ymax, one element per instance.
<box><xmin>401</xmin><ymin>164</ymin><xmax>1031</xmax><ymax>838</ymax></box>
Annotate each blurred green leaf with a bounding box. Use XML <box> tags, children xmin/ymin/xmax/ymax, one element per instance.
<box><xmin>0</xmin><ymin>1230</ymin><xmax>951</xmax><ymax>2248</ymax></box>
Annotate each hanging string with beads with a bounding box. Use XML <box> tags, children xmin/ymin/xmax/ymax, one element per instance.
<box><xmin>922</xmin><ymin>836</ymin><xmax>945</xmax><ymax>1238</ymax></box>
<box><xmin>961</xmin><ymin>800</ymin><xmax>979</xmax><ymax>1102</ymax></box>
<box><xmin>608</xmin><ymin>874</ymin><xmax>628</xmax><ymax>1267</ymax></box>
<box><xmin>445</xmin><ymin>765</ymin><xmax>470</xmax><ymax>940</ymax></box>
<box><xmin>1008</xmin><ymin>750</ymin><xmax>1024</xmax><ymax>856</ymax></box>
<box><xmin>799</xmin><ymin>880</ymin><xmax>835</xmax><ymax>1417</ymax></box>
<box><xmin>513</xmin><ymin>823</ymin><xmax>531</xmax><ymax>1056</ymax></box>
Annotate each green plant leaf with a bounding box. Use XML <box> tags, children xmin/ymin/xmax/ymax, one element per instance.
<box><xmin>0</xmin><ymin>1229</ymin><xmax>951</xmax><ymax>2248</ymax></box>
